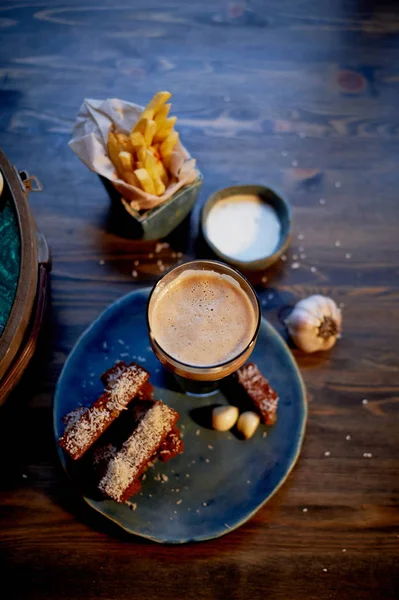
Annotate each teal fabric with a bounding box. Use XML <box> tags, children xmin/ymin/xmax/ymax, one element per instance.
<box><xmin>0</xmin><ymin>184</ymin><xmax>21</xmax><ymax>336</ymax></box>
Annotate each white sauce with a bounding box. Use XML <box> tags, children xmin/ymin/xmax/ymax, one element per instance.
<box><xmin>206</xmin><ymin>194</ymin><xmax>281</xmax><ymax>262</ymax></box>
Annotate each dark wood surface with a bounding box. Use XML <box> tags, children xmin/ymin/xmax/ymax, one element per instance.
<box><xmin>1</xmin><ymin>1</ymin><xmax>399</xmax><ymax>598</ymax></box>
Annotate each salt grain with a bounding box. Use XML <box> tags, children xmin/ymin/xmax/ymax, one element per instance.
<box><xmin>134</xmin><ymin>260</ymin><xmax>139</xmax><ymax>267</ymax></box>
<box><xmin>161</xmin><ymin>474</ymin><xmax>168</xmax><ymax>482</ymax></box>
<box><xmin>300</xmin><ymin>253</ymin><xmax>306</xmax><ymax>260</ymax></box>
<box><xmin>155</xmin><ymin>242</ymin><xmax>169</xmax><ymax>253</ymax></box>
<box><xmin>205</xmin><ymin>458</ymin><xmax>210</xmax><ymax>463</ymax></box>
<box><xmin>196</xmin><ymin>429</ymin><xmax>200</xmax><ymax>436</ymax></box>
<box><xmin>176</xmin><ymin>499</ymin><xmax>183</xmax><ymax>505</ymax></box>
<box><xmin>281</xmin><ymin>150</ymin><xmax>288</xmax><ymax>156</ymax></box>
<box><xmin>263</xmin><ymin>431</ymin><xmax>267</xmax><ymax>438</ymax></box>
<box><xmin>208</xmin><ymin>445</ymin><xmax>214</xmax><ymax>450</ymax></box>
<box><xmin>299</xmin><ymin>132</ymin><xmax>306</xmax><ymax>139</ymax></box>
<box><xmin>346</xmin><ymin>435</ymin><xmax>351</xmax><ymax>441</ymax></box>
<box><xmin>293</xmin><ymin>254</ymin><xmax>298</xmax><ymax>260</ymax></box>
<box><xmin>319</xmin><ymin>198</ymin><xmax>326</xmax><ymax>205</ymax></box>
<box><xmin>310</xmin><ymin>266</ymin><xmax>317</xmax><ymax>273</ymax></box>
<box><xmin>342</xmin><ymin>549</ymin><xmax>347</xmax><ymax>552</ymax></box>
<box><xmin>261</xmin><ymin>276</ymin><xmax>268</xmax><ymax>283</ymax></box>
<box><xmin>177</xmin><ymin>252</ymin><xmax>183</xmax><ymax>258</ymax></box>
<box><xmin>22</xmin><ymin>474</ymin><xmax>27</xmax><ymax>479</ymax></box>
<box><xmin>335</xmin><ymin>181</ymin><xmax>341</xmax><ymax>188</ymax></box>
<box><xmin>345</xmin><ymin>253</ymin><xmax>352</xmax><ymax>259</ymax></box>
<box><xmin>298</xmin><ymin>233</ymin><xmax>304</xmax><ymax>240</ymax></box>
<box><xmin>335</xmin><ymin>240</ymin><xmax>341</xmax><ymax>247</ymax></box>
<box><xmin>148</xmin><ymin>253</ymin><xmax>154</xmax><ymax>259</ymax></box>
<box><xmin>363</xmin><ymin>453</ymin><xmax>373</xmax><ymax>458</ymax></box>
<box><xmin>322</xmin><ymin>568</ymin><xmax>328</xmax><ymax>573</ymax></box>
<box><xmin>132</xmin><ymin>270</ymin><xmax>138</xmax><ymax>278</ymax></box>
<box><xmin>99</xmin><ymin>260</ymin><xmax>105</xmax><ymax>265</ymax></box>
<box><xmin>362</xmin><ymin>399</ymin><xmax>368</xmax><ymax>405</ymax></box>
<box><xmin>246</xmin><ymin>480</ymin><xmax>251</xmax><ymax>484</ymax></box>
<box><xmin>202</xmin><ymin>502</ymin><xmax>207</xmax><ymax>507</ymax></box>
<box><xmin>268</xmin><ymin>293</ymin><xmax>274</xmax><ymax>300</ymax></box>
<box><xmin>291</xmin><ymin>262</ymin><xmax>300</xmax><ymax>269</ymax></box>
<box><xmin>324</xmin><ymin>451</ymin><xmax>331</xmax><ymax>457</ymax></box>
<box><xmin>185</xmin><ymin>474</ymin><xmax>190</xmax><ymax>478</ymax></box>
<box><xmin>302</xmin><ymin>508</ymin><xmax>308</xmax><ymax>513</ymax></box>
<box><xmin>281</xmin><ymin>254</ymin><xmax>287</xmax><ymax>261</ymax></box>
<box><xmin>292</xmin><ymin>160</ymin><xmax>298</xmax><ymax>167</ymax></box>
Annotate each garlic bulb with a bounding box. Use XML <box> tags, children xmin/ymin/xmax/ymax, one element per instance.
<box><xmin>285</xmin><ymin>294</ymin><xmax>342</xmax><ymax>353</ymax></box>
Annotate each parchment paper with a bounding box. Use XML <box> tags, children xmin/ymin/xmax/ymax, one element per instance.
<box><xmin>69</xmin><ymin>98</ymin><xmax>198</xmax><ymax>211</ymax></box>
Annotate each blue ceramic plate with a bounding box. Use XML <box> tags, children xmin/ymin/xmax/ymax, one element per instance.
<box><xmin>54</xmin><ymin>288</ymin><xmax>307</xmax><ymax>544</ymax></box>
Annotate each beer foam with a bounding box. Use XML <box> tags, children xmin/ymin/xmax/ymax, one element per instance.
<box><xmin>149</xmin><ymin>269</ymin><xmax>257</xmax><ymax>367</ymax></box>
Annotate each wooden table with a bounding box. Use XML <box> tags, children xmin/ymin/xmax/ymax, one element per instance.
<box><xmin>1</xmin><ymin>1</ymin><xmax>398</xmax><ymax>598</ymax></box>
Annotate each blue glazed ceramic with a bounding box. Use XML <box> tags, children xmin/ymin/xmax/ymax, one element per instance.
<box><xmin>201</xmin><ymin>185</ymin><xmax>292</xmax><ymax>271</ymax></box>
<box><xmin>54</xmin><ymin>288</ymin><xmax>307</xmax><ymax>544</ymax></box>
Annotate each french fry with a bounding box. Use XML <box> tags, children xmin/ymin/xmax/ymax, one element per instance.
<box><xmin>160</xmin><ymin>131</ymin><xmax>179</xmax><ymax>162</ymax></box>
<box><xmin>115</xmin><ymin>132</ymin><xmax>134</xmax><ymax>154</ymax></box>
<box><xmin>154</xmin><ymin>103</ymin><xmax>171</xmax><ymax>126</ymax></box>
<box><xmin>137</xmin><ymin>147</ymin><xmax>147</xmax><ymax>166</ymax></box>
<box><xmin>119</xmin><ymin>151</ymin><xmax>134</xmax><ymax>171</ymax></box>
<box><xmin>106</xmin><ymin>91</ymin><xmax>183</xmax><ymax>196</ymax></box>
<box><xmin>155</xmin><ymin>159</ymin><xmax>169</xmax><ymax>186</ymax></box>
<box><xmin>133</xmin><ymin>117</ymin><xmax>157</xmax><ymax>146</ymax></box>
<box><xmin>141</xmin><ymin>108</ymin><xmax>154</xmax><ymax>121</ymax></box>
<box><xmin>133</xmin><ymin>117</ymin><xmax>149</xmax><ymax>135</ymax></box>
<box><xmin>144</xmin><ymin>119</ymin><xmax>157</xmax><ymax>146</ymax></box>
<box><xmin>130</xmin><ymin>131</ymin><xmax>146</xmax><ymax>151</ymax></box>
<box><xmin>143</xmin><ymin>91</ymin><xmax>171</xmax><ymax>117</ymax></box>
<box><xmin>153</xmin><ymin>178</ymin><xmax>166</xmax><ymax>196</ymax></box>
<box><xmin>153</xmin><ymin>117</ymin><xmax>177</xmax><ymax>143</ymax></box>
<box><xmin>134</xmin><ymin>168</ymin><xmax>155</xmax><ymax>195</ymax></box>
<box><xmin>123</xmin><ymin>170</ymin><xmax>140</xmax><ymax>187</ymax></box>
<box><xmin>107</xmin><ymin>131</ymin><xmax>123</xmax><ymax>173</ymax></box>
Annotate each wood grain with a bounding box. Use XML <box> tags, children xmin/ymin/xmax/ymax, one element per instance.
<box><xmin>1</xmin><ymin>0</ymin><xmax>399</xmax><ymax>598</ymax></box>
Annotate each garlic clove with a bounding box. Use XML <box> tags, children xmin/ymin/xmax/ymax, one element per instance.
<box><xmin>212</xmin><ymin>405</ymin><xmax>239</xmax><ymax>431</ymax></box>
<box><xmin>237</xmin><ymin>411</ymin><xmax>260</xmax><ymax>439</ymax></box>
